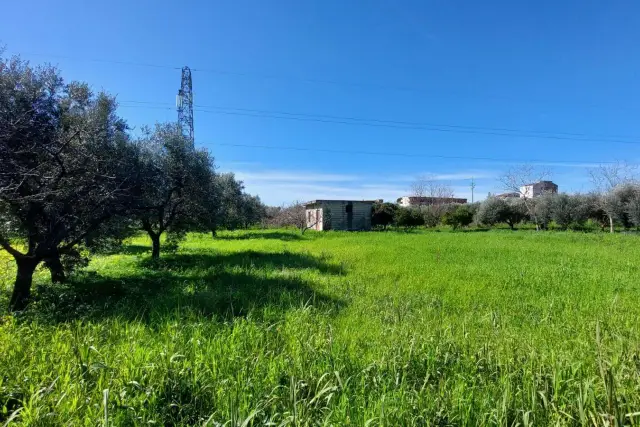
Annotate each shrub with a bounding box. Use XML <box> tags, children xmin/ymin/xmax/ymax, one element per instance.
<box><xmin>548</xmin><ymin>193</ymin><xmax>589</xmax><ymax>230</ymax></box>
<box><xmin>420</xmin><ymin>205</ymin><xmax>441</xmax><ymax>228</ymax></box>
<box><xmin>476</xmin><ymin>197</ymin><xmax>507</xmax><ymax>227</ymax></box>
<box><xmin>395</xmin><ymin>208</ymin><xmax>424</xmax><ymax>229</ymax></box>
<box><xmin>372</xmin><ymin>202</ymin><xmax>398</xmax><ymax>230</ymax></box>
<box><xmin>442</xmin><ymin>205</ymin><xmax>474</xmax><ymax>230</ymax></box>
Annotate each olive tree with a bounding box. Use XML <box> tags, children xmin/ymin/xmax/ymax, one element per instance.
<box><xmin>625</xmin><ymin>186</ymin><xmax>640</xmax><ymax>229</ymax></box>
<box><xmin>0</xmin><ymin>56</ymin><xmax>140</xmax><ymax>310</ymax></box>
<box><xmin>589</xmin><ymin>162</ymin><xmax>637</xmax><ymax>233</ymax></box>
<box><xmin>500</xmin><ymin>165</ymin><xmax>552</xmax><ymax>231</ymax></box>
<box><xmin>136</xmin><ymin>123</ymin><xmax>214</xmax><ymax>258</ymax></box>
<box><xmin>442</xmin><ymin>205</ymin><xmax>474</xmax><ymax>230</ymax></box>
<box><xmin>476</xmin><ymin>197</ymin><xmax>527</xmax><ymax>229</ymax></box>
<box><xmin>372</xmin><ymin>202</ymin><xmax>397</xmax><ymax>230</ymax></box>
<box><xmin>549</xmin><ymin>193</ymin><xmax>590</xmax><ymax>230</ymax></box>
<box><xmin>476</xmin><ymin>197</ymin><xmax>507</xmax><ymax>227</ymax></box>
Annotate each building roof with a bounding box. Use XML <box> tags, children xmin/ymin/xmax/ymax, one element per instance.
<box><xmin>522</xmin><ymin>180</ymin><xmax>557</xmax><ymax>186</ymax></box>
<box><xmin>397</xmin><ymin>196</ymin><xmax>468</xmax><ymax>202</ymax></box>
<box><xmin>304</xmin><ymin>199</ymin><xmax>378</xmax><ymax>206</ymax></box>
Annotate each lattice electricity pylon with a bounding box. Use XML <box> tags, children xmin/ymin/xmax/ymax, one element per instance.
<box><xmin>176</xmin><ymin>66</ymin><xmax>194</xmax><ymax>144</ymax></box>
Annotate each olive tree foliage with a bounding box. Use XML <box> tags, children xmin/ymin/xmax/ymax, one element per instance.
<box><xmin>500</xmin><ymin>165</ymin><xmax>551</xmax><ymax>231</ymax></box>
<box><xmin>394</xmin><ymin>208</ymin><xmax>424</xmax><ymax>229</ymax></box>
<box><xmin>625</xmin><ymin>185</ymin><xmax>640</xmax><ymax>229</ymax></box>
<box><xmin>136</xmin><ymin>123</ymin><xmax>214</xmax><ymax>259</ymax></box>
<box><xmin>442</xmin><ymin>205</ymin><xmax>474</xmax><ymax>230</ymax></box>
<box><xmin>548</xmin><ymin>193</ymin><xmax>590</xmax><ymax>230</ymax></box>
<box><xmin>476</xmin><ymin>197</ymin><xmax>528</xmax><ymax>229</ymax></box>
<box><xmin>0</xmin><ymin>56</ymin><xmax>140</xmax><ymax>310</ymax></box>
<box><xmin>239</xmin><ymin>194</ymin><xmax>266</xmax><ymax>229</ymax></box>
<box><xmin>371</xmin><ymin>202</ymin><xmax>397</xmax><ymax>229</ymax></box>
<box><xmin>205</xmin><ymin>173</ymin><xmax>265</xmax><ymax>233</ymax></box>
<box><xmin>589</xmin><ymin>162</ymin><xmax>637</xmax><ymax>233</ymax></box>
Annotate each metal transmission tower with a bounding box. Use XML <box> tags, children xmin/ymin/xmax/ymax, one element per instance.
<box><xmin>176</xmin><ymin>66</ymin><xmax>194</xmax><ymax>144</ymax></box>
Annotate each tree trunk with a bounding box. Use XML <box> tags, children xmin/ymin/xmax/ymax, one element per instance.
<box><xmin>9</xmin><ymin>257</ymin><xmax>40</xmax><ymax>311</ymax></box>
<box><xmin>45</xmin><ymin>251</ymin><xmax>65</xmax><ymax>283</ymax></box>
<box><xmin>150</xmin><ymin>233</ymin><xmax>161</xmax><ymax>259</ymax></box>
<box><xmin>609</xmin><ymin>215</ymin><xmax>614</xmax><ymax>233</ymax></box>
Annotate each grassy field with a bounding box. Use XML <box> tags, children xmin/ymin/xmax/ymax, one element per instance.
<box><xmin>1</xmin><ymin>229</ymin><xmax>640</xmax><ymax>425</ymax></box>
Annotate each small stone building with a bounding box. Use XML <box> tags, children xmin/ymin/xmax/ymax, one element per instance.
<box><xmin>303</xmin><ymin>200</ymin><xmax>375</xmax><ymax>231</ymax></box>
<box><xmin>519</xmin><ymin>181</ymin><xmax>558</xmax><ymax>198</ymax></box>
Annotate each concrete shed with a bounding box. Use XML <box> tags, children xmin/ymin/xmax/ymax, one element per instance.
<box><xmin>303</xmin><ymin>200</ymin><xmax>375</xmax><ymax>231</ymax></box>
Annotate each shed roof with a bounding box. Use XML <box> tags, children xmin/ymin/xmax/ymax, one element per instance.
<box><xmin>304</xmin><ymin>199</ymin><xmax>377</xmax><ymax>207</ymax></box>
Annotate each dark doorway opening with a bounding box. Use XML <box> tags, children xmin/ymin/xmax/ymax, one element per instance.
<box><xmin>346</xmin><ymin>203</ymin><xmax>353</xmax><ymax>230</ymax></box>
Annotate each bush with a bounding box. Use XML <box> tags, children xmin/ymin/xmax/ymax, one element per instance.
<box><xmin>395</xmin><ymin>208</ymin><xmax>424</xmax><ymax>229</ymax></box>
<box><xmin>442</xmin><ymin>205</ymin><xmax>474</xmax><ymax>230</ymax></box>
<box><xmin>548</xmin><ymin>193</ymin><xmax>589</xmax><ymax>230</ymax></box>
<box><xmin>476</xmin><ymin>198</ymin><xmax>526</xmax><ymax>229</ymax></box>
<box><xmin>372</xmin><ymin>202</ymin><xmax>398</xmax><ymax>229</ymax></box>
<box><xmin>420</xmin><ymin>205</ymin><xmax>441</xmax><ymax>228</ymax></box>
<box><xmin>476</xmin><ymin>197</ymin><xmax>507</xmax><ymax>227</ymax></box>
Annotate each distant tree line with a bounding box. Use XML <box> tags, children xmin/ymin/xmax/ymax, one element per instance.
<box><xmin>373</xmin><ymin>184</ymin><xmax>640</xmax><ymax>232</ymax></box>
<box><xmin>0</xmin><ymin>55</ymin><xmax>266</xmax><ymax>310</ymax></box>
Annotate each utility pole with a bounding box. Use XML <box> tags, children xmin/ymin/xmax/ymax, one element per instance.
<box><xmin>470</xmin><ymin>177</ymin><xmax>476</xmax><ymax>203</ymax></box>
<box><xmin>176</xmin><ymin>66</ymin><xmax>194</xmax><ymax>145</ymax></box>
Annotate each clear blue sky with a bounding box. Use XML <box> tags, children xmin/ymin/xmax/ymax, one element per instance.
<box><xmin>3</xmin><ymin>0</ymin><xmax>639</xmax><ymax>204</ymax></box>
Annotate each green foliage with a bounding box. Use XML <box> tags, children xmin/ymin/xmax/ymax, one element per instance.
<box><xmin>2</xmin><ymin>230</ymin><xmax>640</xmax><ymax>425</ymax></box>
<box><xmin>394</xmin><ymin>207</ymin><xmax>424</xmax><ymax>229</ymax></box>
<box><xmin>371</xmin><ymin>202</ymin><xmax>397</xmax><ymax>229</ymax></box>
<box><xmin>549</xmin><ymin>193</ymin><xmax>590</xmax><ymax>230</ymax></box>
<box><xmin>0</xmin><ymin>55</ymin><xmax>140</xmax><ymax>309</ymax></box>
<box><xmin>442</xmin><ymin>204</ymin><xmax>474</xmax><ymax>229</ymax></box>
<box><xmin>476</xmin><ymin>197</ymin><xmax>508</xmax><ymax>227</ymax></box>
<box><xmin>420</xmin><ymin>205</ymin><xmax>443</xmax><ymax>228</ymax></box>
<box><xmin>136</xmin><ymin>123</ymin><xmax>215</xmax><ymax>258</ymax></box>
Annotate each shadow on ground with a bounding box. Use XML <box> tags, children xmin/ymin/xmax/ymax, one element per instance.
<box><xmin>214</xmin><ymin>231</ymin><xmax>304</xmax><ymax>241</ymax></box>
<box><xmin>29</xmin><ymin>251</ymin><xmax>344</xmax><ymax>324</ymax></box>
<box><xmin>138</xmin><ymin>250</ymin><xmax>344</xmax><ymax>275</ymax></box>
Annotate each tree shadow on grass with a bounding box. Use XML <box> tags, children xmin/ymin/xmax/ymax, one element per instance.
<box><xmin>29</xmin><ymin>251</ymin><xmax>345</xmax><ymax>324</ymax></box>
<box><xmin>139</xmin><ymin>250</ymin><xmax>344</xmax><ymax>275</ymax></box>
<box><xmin>214</xmin><ymin>231</ymin><xmax>304</xmax><ymax>241</ymax></box>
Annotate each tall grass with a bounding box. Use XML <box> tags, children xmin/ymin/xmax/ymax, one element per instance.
<box><xmin>1</xmin><ymin>230</ymin><xmax>640</xmax><ymax>425</ymax></box>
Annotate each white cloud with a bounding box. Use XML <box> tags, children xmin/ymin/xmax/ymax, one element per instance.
<box><xmin>235</xmin><ymin>167</ymin><xmax>493</xmax><ymax>205</ymax></box>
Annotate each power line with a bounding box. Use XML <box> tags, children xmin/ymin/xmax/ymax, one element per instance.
<box><xmin>12</xmin><ymin>51</ymin><xmax>639</xmax><ymax>113</ymax></box>
<box><xmin>203</xmin><ymin>141</ymin><xmax>621</xmax><ymax>165</ymax></box>
<box><xmin>121</xmin><ymin>99</ymin><xmax>640</xmax><ymax>140</ymax></box>
<box><xmin>117</xmin><ymin>103</ymin><xmax>640</xmax><ymax>145</ymax></box>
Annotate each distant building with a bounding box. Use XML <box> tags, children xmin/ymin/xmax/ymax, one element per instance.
<box><xmin>304</xmin><ymin>200</ymin><xmax>376</xmax><ymax>231</ymax></box>
<box><xmin>495</xmin><ymin>192</ymin><xmax>520</xmax><ymax>199</ymax></box>
<box><xmin>396</xmin><ymin>196</ymin><xmax>467</xmax><ymax>207</ymax></box>
<box><xmin>519</xmin><ymin>181</ymin><xmax>558</xmax><ymax>198</ymax></box>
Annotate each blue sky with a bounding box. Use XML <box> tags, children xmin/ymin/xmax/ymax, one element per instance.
<box><xmin>3</xmin><ymin>0</ymin><xmax>640</xmax><ymax>205</ymax></box>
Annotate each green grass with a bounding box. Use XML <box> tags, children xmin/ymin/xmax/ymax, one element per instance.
<box><xmin>2</xmin><ymin>229</ymin><xmax>640</xmax><ymax>425</ymax></box>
